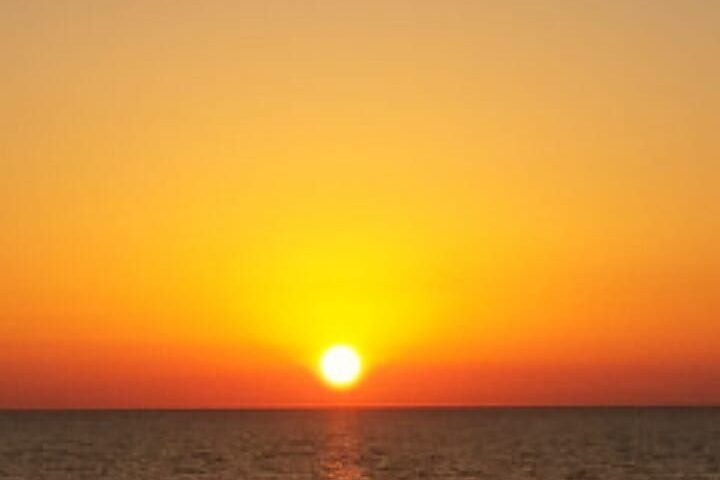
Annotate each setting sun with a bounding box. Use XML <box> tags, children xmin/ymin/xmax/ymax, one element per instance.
<box><xmin>320</xmin><ymin>346</ymin><xmax>362</xmax><ymax>389</ymax></box>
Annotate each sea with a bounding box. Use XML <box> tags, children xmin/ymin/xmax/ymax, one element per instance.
<box><xmin>0</xmin><ymin>408</ymin><xmax>718</xmax><ymax>479</ymax></box>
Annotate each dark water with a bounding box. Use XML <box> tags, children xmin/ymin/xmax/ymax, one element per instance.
<box><xmin>0</xmin><ymin>408</ymin><xmax>719</xmax><ymax>479</ymax></box>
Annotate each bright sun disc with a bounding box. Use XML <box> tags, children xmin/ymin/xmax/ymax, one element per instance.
<box><xmin>320</xmin><ymin>345</ymin><xmax>362</xmax><ymax>388</ymax></box>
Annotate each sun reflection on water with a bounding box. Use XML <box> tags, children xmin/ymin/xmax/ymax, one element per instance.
<box><xmin>315</xmin><ymin>410</ymin><xmax>368</xmax><ymax>480</ymax></box>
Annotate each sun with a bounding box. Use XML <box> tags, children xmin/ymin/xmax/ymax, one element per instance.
<box><xmin>320</xmin><ymin>345</ymin><xmax>362</xmax><ymax>388</ymax></box>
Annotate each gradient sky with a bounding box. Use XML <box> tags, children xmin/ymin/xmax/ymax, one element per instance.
<box><xmin>1</xmin><ymin>0</ymin><xmax>719</xmax><ymax>407</ymax></box>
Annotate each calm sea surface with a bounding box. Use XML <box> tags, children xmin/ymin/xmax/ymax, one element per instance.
<box><xmin>0</xmin><ymin>408</ymin><xmax>718</xmax><ymax>479</ymax></box>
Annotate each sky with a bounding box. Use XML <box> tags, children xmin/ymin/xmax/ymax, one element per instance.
<box><xmin>1</xmin><ymin>0</ymin><xmax>719</xmax><ymax>408</ymax></box>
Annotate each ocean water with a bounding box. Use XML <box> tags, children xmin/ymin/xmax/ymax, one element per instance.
<box><xmin>0</xmin><ymin>408</ymin><xmax>718</xmax><ymax>479</ymax></box>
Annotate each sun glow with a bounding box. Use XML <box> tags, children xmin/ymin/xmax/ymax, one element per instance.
<box><xmin>320</xmin><ymin>345</ymin><xmax>362</xmax><ymax>389</ymax></box>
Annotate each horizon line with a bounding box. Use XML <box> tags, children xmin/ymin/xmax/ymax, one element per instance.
<box><xmin>2</xmin><ymin>403</ymin><xmax>719</xmax><ymax>412</ymax></box>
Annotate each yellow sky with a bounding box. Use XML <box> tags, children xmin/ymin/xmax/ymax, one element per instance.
<box><xmin>1</xmin><ymin>0</ymin><xmax>719</xmax><ymax>406</ymax></box>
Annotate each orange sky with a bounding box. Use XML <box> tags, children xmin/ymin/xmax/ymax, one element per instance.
<box><xmin>1</xmin><ymin>0</ymin><xmax>719</xmax><ymax>407</ymax></box>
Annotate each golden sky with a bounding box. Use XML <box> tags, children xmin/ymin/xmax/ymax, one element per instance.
<box><xmin>1</xmin><ymin>0</ymin><xmax>719</xmax><ymax>407</ymax></box>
